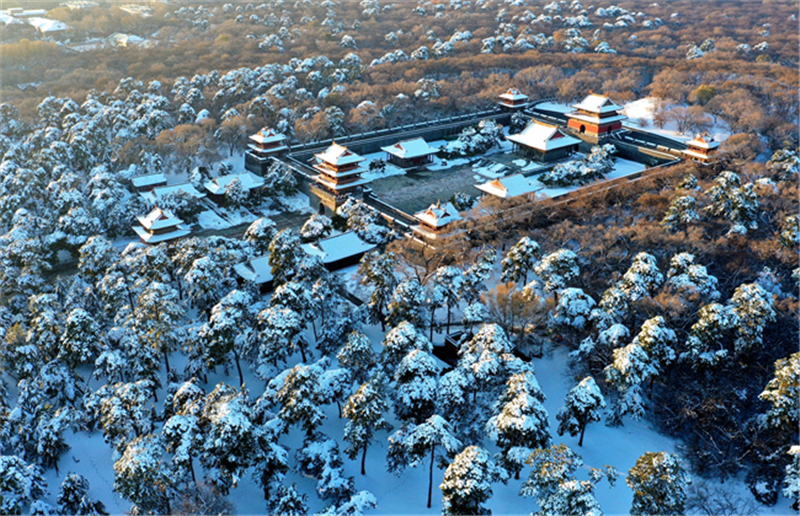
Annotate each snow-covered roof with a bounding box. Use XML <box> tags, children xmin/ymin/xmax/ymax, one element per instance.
<box><xmin>381</xmin><ymin>137</ymin><xmax>439</xmax><ymax>159</ymax></box>
<box><xmin>234</xmin><ymin>256</ymin><xmax>274</xmax><ymax>284</ymax></box>
<box><xmin>203</xmin><ymin>172</ymin><xmax>266</xmax><ymax>195</ymax></box>
<box><xmin>136</xmin><ymin>207</ymin><xmax>184</xmax><ymax>231</ymax></box>
<box><xmin>506</xmin><ymin>121</ymin><xmax>581</xmax><ymax>151</ymax></box>
<box><xmin>107</xmin><ymin>32</ymin><xmax>145</xmax><ymax>47</ymax></box>
<box><xmin>141</xmin><ymin>183</ymin><xmax>206</xmax><ymax>203</ymax></box>
<box><xmin>249</xmin><ymin>127</ymin><xmax>286</xmax><ymax>144</ymax></box>
<box><xmin>27</xmin><ymin>17</ymin><xmax>69</xmax><ymax>32</ymax></box>
<box><xmin>131</xmin><ymin>173</ymin><xmax>167</xmax><ymax>188</ymax></box>
<box><xmin>315</xmin><ymin>143</ymin><xmax>365</xmax><ymax>166</ymax></box>
<box><xmin>686</xmin><ymin>132</ymin><xmax>720</xmax><ymax>150</ymax></box>
<box><xmin>414</xmin><ymin>201</ymin><xmax>462</xmax><ymax>228</ymax></box>
<box><xmin>132</xmin><ymin>223</ymin><xmax>190</xmax><ymax>244</ymax></box>
<box><xmin>300</xmin><ymin>232</ymin><xmax>377</xmax><ymax>264</ymax></box>
<box><xmin>566</xmin><ymin>111</ymin><xmax>628</xmax><ymax>125</ymax></box>
<box><xmin>313</xmin><ymin>174</ymin><xmax>371</xmax><ymax>191</ymax></box>
<box><xmin>0</xmin><ymin>13</ymin><xmax>23</xmax><ymax>25</ymax></box>
<box><xmin>498</xmin><ymin>88</ymin><xmax>529</xmax><ymax>102</ymax></box>
<box><xmin>572</xmin><ymin>93</ymin><xmax>623</xmax><ymax>114</ymax></box>
<box><xmin>474</xmin><ymin>174</ymin><xmax>539</xmax><ymax>199</ymax></box>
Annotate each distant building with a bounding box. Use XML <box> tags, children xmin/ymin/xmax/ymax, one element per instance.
<box><xmin>203</xmin><ymin>171</ymin><xmax>266</xmax><ymax>204</ymax></box>
<box><xmin>474</xmin><ymin>174</ymin><xmax>538</xmax><ymax>199</ymax></box>
<box><xmin>381</xmin><ymin>137</ymin><xmax>439</xmax><ymax>169</ymax></box>
<box><xmin>235</xmin><ymin>231</ymin><xmax>376</xmax><ymax>291</ymax></box>
<box><xmin>244</xmin><ymin>127</ymin><xmax>288</xmax><ymax>174</ymax></box>
<box><xmin>26</xmin><ymin>17</ymin><xmax>69</xmax><ymax>34</ymax></box>
<box><xmin>566</xmin><ymin>93</ymin><xmax>627</xmax><ymax>136</ymax></box>
<box><xmin>413</xmin><ymin>201</ymin><xmax>462</xmax><ymax>236</ymax></box>
<box><xmin>683</xmin><ymin>132</ymin><xmax>720</xmax><ymax>163</ymax></box>
<box><xmin>131</xmin><ymin>173</ymin><xmax>168</xmax><ymax>192</ymax></box>
<box><xmin>119</xmin><ymin>4</ymin><xmax>153</xmax><ymax>17</ymax></box>
<box><xmin>497</xmin><ymin>88</ymin><xmax>529</xmax><ymax>110</ymax></box>
<box><xmin>310</xmin><ymin>143</ymin><xmax>370</xmax><ymax>215</ymax></box>
<box><xmin>61</xmin><ymin>1</ymin><xmax>99</xmax><ymax>10</ymax></box>
<box><xmin>507</xmin><ymin>121</ymin><xmax>581</xmax><ymax>162</ymax></box>
<box><xmin>106</xmin><ymin>32</ymin><xmax>147</xmax><ymax>47</ymax></box>
<box><xmin>141</xmin><ymin>183</ymin><xmax>206</xmax><ymax>204</ymax></box>
<box><xmin>133</xmin><ymin>207</ymin><xmax>191</xmax><ymax>244</ymax></box>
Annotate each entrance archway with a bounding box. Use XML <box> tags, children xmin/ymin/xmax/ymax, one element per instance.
<box><xmin>318</xmin><ymin>202</ymin><xmax>325</xmax><ymax>215</ymax></box>
<box><xmin>579</xmin><ymin>125</ymin><xmax>586</xmax><ymax>134</ymax></box>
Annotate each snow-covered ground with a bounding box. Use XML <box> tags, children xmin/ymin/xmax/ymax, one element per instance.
<box><xmin>359</xmin><ymin>150</ymin><xmax>408</xmax><ymax>182</ymax></box>
<box><xmin>622</xmin><ymin>97</ymin><xmax>731</xmax><ymax>142</ymax></box>
<box><xmin>534</xmin><ymin>101</ymin><xmax>574</xmax><ymax>114</ymax></box>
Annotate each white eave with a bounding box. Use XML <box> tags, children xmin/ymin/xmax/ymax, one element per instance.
<box><xmin>314</xmin><ymin>143</ymin><xmax>365</xmax><ymax>166</ymax></box>
<box><xmin>141</xmin><ymin>183</ymin><xmax>206</xmax><ymax>203</ymax></box>
<box><xmin>136</xmin><ymin>207</ymin><xmax>184</xmax><ymax>231</ymax></box>
<box><xmin>249</xmin><ymin>128</ymin><xmax>286</xmax><ymax>144</ymax></box>
<box><xmin>313</xmin><ymin>174</ymin><xmax>371</xmax><ymax>190</ymax></box>
<box><xmin>131</xmin><ymin>173</ymin><xmax>167</xmax><ymax>188</ymax></box>
<box><xmin>571</xmin><ymin>93</ymin><xmax>623</xmax><ymax>114</ymax></box>
<box><xmin>203</xmin><ymin>172</ymin><xmax>266</xmax><ymax>195</ymax></box>
<box><xmin>414</xmin><ymin>202</ymin><xmax>462</xmax><ymax>228</ymax></box>
<box><xmin>566</xmin><ymin>112</ymin><xmax>628</xmax><ymax>124</ymax></box>
<box><xmin>381</xmin><ymin>137</ymin><xmax>439</xmax><ymax>159</ymax></box>
<box><xmin>474</xmin><ymin>174</ymin><xmax>539</xmax><ymax>199</ymax></box>
<box><xmin>498</xmin><ymin>89</ymin><xmax>529</xmax><ymax>102</ymax></box>
<box><xmin>133</xmin><ymin>225</ymin><xmax>191</xmax><ymax>244</ymax></box>
<box><xmin>506</xmin><ymin>121</ymin><xmax>581</xmax><ymax>151</ymax></box>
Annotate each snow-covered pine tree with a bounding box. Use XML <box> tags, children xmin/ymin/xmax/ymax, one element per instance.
<box><xmin>440</xmin><ymin>445</ymin><xmax>503</xmax><ymax>516</ymax></box>
<box><xmin>380</xmin><ymin>321</ymin><xmax>432</xmax><ymax>373</ymax></box>
<box><xmin>342</xmin><ymin>376</ymin><xmax>391</xmax><ymax>475</ymax></box>
<box><xmin>337</xmin><ymin>331</ymin><xmax>377</xmax><ymax>385</ymax></box>
<box><xmin>244</xmin><ymin>217</ymin><xmax>277</xmax><ymax>256</ymax></box>
<box><xmin>387</xmin><ymin>415</ymin><xmax>462</xmax><ymax>508</ymax></box>
<box><xmin>183</xmin><ymin>254</ymin><xmax>225</xmax><ymax>318</ymax></box>
<box><xmin>225</xmin><ymin>177</ymin><xmax>247</xmax><ymax>209</ymax></box>
<box><xmin>520</xmin><ymin>444</ymin><xmax>617</xmax><ymax>516</ymax></box>
<box><xmin>77</xmin><ymin>235</ymin><xmax>118</xmax><ymax>280</ymax></box>
<box><xmin>387</xmin><ymin>278</ymin><xmax>428</xmax><ymax>328</ymax></box>
<box><xmin>32</xmin><ymin>407</ymin><xmax>72</xmax><ymax>475</ymax></box>
<box><xmin>458</xmin><ymin>323</ymin><xmax>515</xmax><ymax>395</ymax></box>
<box><xmin>84</xmin><ymin>380</ymin><xmax>154</xmax><ymax>451</ymax></box>
<box><xmin>604</xmin><ymin>341</ymin><xmax>656</xmax><ymax>424</ymax></box>
<box><xmin>57</xmin><ymin>472</ymin><xmax>107</xmax><ymax>516</ymax></box>
<box><xmin>553</xmin><ymin>287</ymin><xmax>596</xmax><ymax>331</ymax></box>
<box><xmin>432</xmin><ymin>266</ymin><xmax>465</xmax><ymax>335</ymax></box>
<box><xmin>113</xmin><ymin>435</ymin><xmax>172</xmax><ymax>515</ymax></box>
<box><xmin>132</xmin><ymin>281</ymin><xmax>185</xmax><ymax>378</ymax></box>
<box><xmin>665</xmin><ymin>252</ymin><xmax>720</xmax><ymax>302</ymax></box>
<box><xmin>626</xmin><ymin>451</ymin><xmax>690</xmax><ymax>515</ymax></box>
<box><xmin>660</xmin><ymin>195</ymin><xmax>698</xmax><ymax>232</ymax></box>
<box><xmin>268</xmin><ymin>484</ymin><xmax>308</xmax><ymax>516</ymax></box>
<box><xmin>617</xmin><ymin>252</ymin><xmax>663</xmax><ymax>303</ymax></box>
<box><xmin>359</xmin><ymin>251</ymin><xmax>398</xmax><ymax>330</ymax></box>
<box><xmin>759</xmin><ymin>352</ymin><xmax>799</xmax><ymax>432</ymax></box>
<box><xmin>485</xmin><ymin>371</ymin><xmax>550</xmax><ymax>479</ymax></box>
<box><xmin>528</xmin><ymin>249</ymin><xmax>579</xmax><ymax>301</ymax></box>
<box><xmin>268</xmin><ymin>228</ymin><xmax>303</xmax><ymax>287</ymax></box>
<box><xmin>252</xmin><ymin>429</ymin><xmax>289</xmax><ymax>502</ymax></box>
<box><xmin>59</xmin><ymin>308</ymin><xmax>103</xmax><ymax>369</ymax></box>
<box><xmin>200</xmin><ymin>383</ymin><xmax>258</xmax><ymax>493</ymax></box>
<box><xmin>295</xmin><ymin>433</ymin><xmax>354</xmax><ymax>503</ymax></box>
<box><xmin>256</xmin><ymin>307</ymin><xmax>308</xmax><ymax>374</ymax></box>
<box><xmin>684</xmin><ymin>302</ymin><xmax>736</xmax><ymax>368</ymax></box>
<box><xmin>784</xmin><ymin>446</ymin><xmax>800</xmax><ymax>510</ymax></box>
<box><xmin>556</xmin><ymin>376</ymin><xmax>605</xmax><ymax>447</ymax></box>
<box><xmin>162</xmin><ymin>413</ymin><xmax>203</xmax><ymax>484</ymax></box>
<box><xmin>728</xmin><ymin>282</ymin><xmax>776</xmax><ymax>356</ymax></box>
<box><xmin>0</xmin><ymin>455</ymin><xmax>48</xmax><ymax>515</ymax></box>
<box><xmin>394</xmin><ymin>349</ymin><xmax>439</xmax><ymax>424</ymax></box>
<box><xmin>273</xmin><ymin>362</ymin><xmax>326</xmax><ymax>437</ymax></box>
<box><xmin>300</xmin><ymin>213</ymin><xmax>333</xmax><ymax>243</ymax></box>
<box><xmin>501</xmin><ymin>236</ymin><xmax>540</xmax><ymax>285</ymax></box>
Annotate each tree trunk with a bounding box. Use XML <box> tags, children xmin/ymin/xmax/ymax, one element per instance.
<box><xmin>361</xmin><ymin>443</ymin><xmax>368</xmax><ymax>475</ymax></box>
<box><xmin>54</xmin><ymin>459</ymin><xmax>59</xmax><ymax>476</ymax></box>
<box><xmin>337</xmin><ymin>400</ymin><xmax>342</xmax><ymax>418</ymax></box>
<box><xmin>579</xmin><ymin>422</ymin><xmax>587</xmax><ymax>447</ymax></box>
<box><xmin>427</xmin><ymin>444</ymin><xmax>436</xmax><ymax>509</ymax></box>
<box><xmin>446</xmin><ymin>305</ymin><xmax>451</xmax><ymax>335</ymax></box>
<box><xmin>429</xmin><ymin>308</ymin><xmax>436</xmax><ymax>342</ymax></box>
<box><xmin>299</xmin><ymin>343</ymin><xmax>307</xmax><ymax>363</ymax></box>
<box><xmin>233</xmin><ymin>348</ymin><xmax>244</xmax><ymax>388</ymax></box>
<box><xmin>164</xmin><ymin>350</ymin><xmax>172</xmax><ymax>379</ymax></box>
<box><xmin>189</xmin><ymin>457</ymin><xmax>197</xmax><ymax>485</ymax></box>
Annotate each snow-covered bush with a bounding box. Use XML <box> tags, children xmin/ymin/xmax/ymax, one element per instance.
<box><xmin>440</xmin><ymin>120</ymin><xmax>504</xmax><ymax>158</ymax></box>
<box><xmin>539</xmin><ymin>144</ymin><xmax>616</xmax><ymax>187</ymax></box>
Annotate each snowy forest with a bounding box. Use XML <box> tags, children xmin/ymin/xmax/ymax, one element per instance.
<box><xmin>0</xmin><ymin>0</ymin><xmax>798</xmax><ymax>514</ymax></box>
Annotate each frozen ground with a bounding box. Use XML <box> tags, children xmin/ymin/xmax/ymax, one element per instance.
<box><xmin>623</xmin><ymin>97</ymin><xmax>731</xmax><ymax>142</ymax></box>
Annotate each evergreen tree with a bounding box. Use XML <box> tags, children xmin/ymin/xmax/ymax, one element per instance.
<box><xmin>162</xmin><ymin>413</ymin><xmax>203</xmax><ymax>484</ymax></box>
<box><xmin>520</xmin><ymin>444</ymin><xmax>617</xmax><ymax>516</ymax></box>
<box><xmin>380</xmin><ymin>322</ymin><xmax>432</xmax><ymax>373</ymax></box>
<box><xmin>665</xmin><ymin>253</ymin><xmax>720</xmax><ymax>302</ymax></box>
<box><xmin>660</xmin><ymin>195</ymin><xmax>698</xmax><ymax>232</ymax></box>
<box><xmin>201</xmin><ymin>384</ymin><xmax>258</xmax><ymax>493</ymax></box>
<box><xmin>225</xmin><ymin>177</ymin><xmax>247</xmax><ymax>209</ymax></box>
<box><xmin>256</xmin><ymin>307</ymin><xmax>309</xmax><ymax>374</ymax></box>
<box><xmin>759</xmin><ymin>352</ymin><xmax>799</xmax><ymax>431</ymax></box>
<box><xmin>553</xmin><ymin>288</ymin><xmax>596</xmax><ymax>331</ymax></box>
<box><xmin>77</xmin><ymin>236</ymin><xmax>118</xmax><ymax>280</ymax></box>
<box><xmin>529</xmin><ymin>249</ymin><xmax>579</xmax><ymax>300</ymax></box>
<box><xmin>685</xmin><ymin>303</ymin><xmax>736</xmax><ymax>368</ymax></box>
<box><xmin>387</xmin><ymin>415</ymin><xmax>462</xmax><ymax>508</ymax></box>
<box><xmin>784</xmin><ymin>447</ymin><xmax>800</xmax><ymax>510</ymax></box>
<box><xmin>440</xmin><ymin>445</ymin><xmax>502</xmax><ymax>516</ymax></box>
<box><xmin>487</xmin><ymin>372</ymin><xmax>550</xmax><ymax>478</ymax></box>
<box><xmin>0</xmin><ymin>455</ymin><xmax>48</xmax><ymax>515</ymax></box>
<box><xmin>728</xmin><ymin>282</ymin><xmax>776</xmax><ymax>355</ymax></box>
<box><xmin>458</xmin><ymin>324</ymin><xmax>515</xmax><ymax>395</ymax></box>
<box><xmin>631</xmin><ymin>316</ymin><xmax>677</xmax><ymax>376</ymax></box>
<box><xmin>244</xmin><ymin>217</ymin><xmax>278</xmax><ymax>256</ymax></box>
<box><xmin>268</xmin><ymin>229</ymin><xmax>303</xmax><ymax>287</ymax></box>
<box><xmin>501</xmin><ymin>236</ymin><xmax>540</xmax><ymax>284</ymax></box>
<box><xmin>394</xmin><ymin>349</ymin><xmax>439</xmax><ymax>424</ymax></box>
<box><xmin>432</xmin><ymin>266</ymin><xmax>465</xmax><ymax>334</ymax></box>
<box><xmin>358</xmin><ymin>251</ymin><xmax>398</xmax><ymax>331</ymax></box>
<box><xmin>274</xmin><ymin>362</ymin><xmax>326</xmax><ymax>436</ymax></box>
<box><xmin>342</xmin><ymin>377</ymin><xmax>391</xmax><ymax>475</ymax></box>
<box><xmin>132</xmin><ymin>281</ymin><xmax>185</xmax><ymax>377</ymax></box>
<box><xmin>33</xmin><ymin>408</ymin><xmax>72</xmax><ymax>475</ymax></box>
<box><xmin>183</xmin><ymin>254</ymin><xmax>225</xmax><ymax>318</ymax></box>
<box><xmin>268</xmin><ymin>484</ymin><xmax>308</xmax><ymax>516</ymax></box>
<box><xmin>113</xmin><ymin>435</ymin><xmax>172</xmax><ymax>515</ymax></box>
<box><xmin>300</xmin><ymin>213</ymin><xmax>333</xmax><ymax>243</ymax></box>
<box><xmin>556</xmin><ymin>376</ymin><xmax>605</xmax><ymax>447</ymax></box>
<box><xmin>626</xmin><ymin>452</ymin><xmax>690</xmax><ymax>515</ymax></box>
<box><xmin>57</xmin><ymin>473</ymin><xmax>108</xmax><ymax>516</ymax></box>
<box><xmin>337</xmin><ymin>331</ymin><xmax>377</xmax><ymax>385</ymax></box>
<box><xmin>617</xmin><ymin>252</ymin><xmax>663</xmax><ymax>302</ymax></box>
<box><xmin>604</xmin><ymin>342</ymin><xmax>656</xmax><ymax>424</ymax></box>
<box><xmin>387</xmin><ymin>279</ymin><xmax>427</xmax><ymax>328</ymax></box>
<box><xmin>59</xmin><ymin>308</ymin><xmax>102</xmax><ymax>369</ymax></box>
